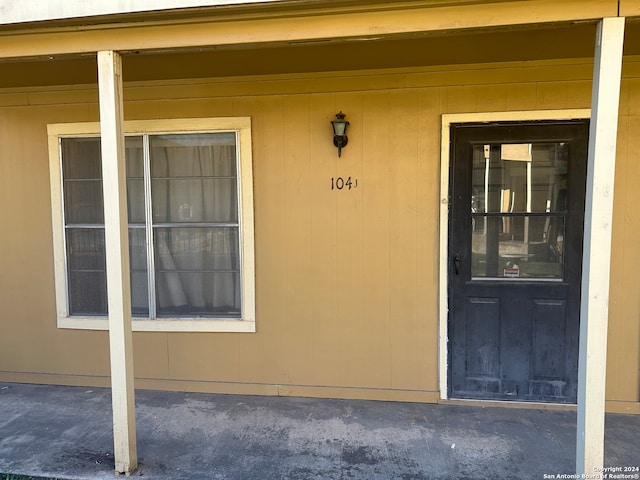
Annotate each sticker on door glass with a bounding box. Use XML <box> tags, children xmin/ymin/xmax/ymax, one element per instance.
<box><xmin>503</xmin><ymin>263</ymin><xmax>520</xmax><ymax>278</ymax></box>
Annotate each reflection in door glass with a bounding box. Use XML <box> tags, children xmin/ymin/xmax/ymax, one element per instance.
<box><xmin>470</xmin><ymin>143</ymin><xmax>568</xmax><ymax>279</ymax></box>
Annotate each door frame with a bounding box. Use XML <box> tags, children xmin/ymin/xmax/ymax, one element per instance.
<box><xmin>438</xmin><ymin>109</ymin><xmax>590</xmax><ymax>401</ymax></box>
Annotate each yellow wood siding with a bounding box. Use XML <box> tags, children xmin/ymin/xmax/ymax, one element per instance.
<box><xmin>0</xmin><ymin>58</ymin><xmax>639</xmax><ymax>409</ymax></box>
<box><xmin>607</xmin><ymin>111</ymin><xmax>640</xmax><ymax>413</ymax></box>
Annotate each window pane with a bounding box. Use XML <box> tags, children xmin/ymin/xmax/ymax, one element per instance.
<box><xmin>151</xmin><ymin>178</ymin><xmax>238</xmax><ymax>223</ymax></box>
<box><xmin>65</xmin><ymin>228</ymin><xmax>149</xmax><ymax>316</ymax></box>
<box><xmin>150</xmin><ymin>133</ymin><xmax>237</xmax><ymax>177</ymax></box>
<box><xmin>61</xmin><ymin>137</ymin><xmax>102</xmax><ymax>180</ymax></box>
<box><xmin>154</xmin><ymin>227</ymin><xmax>240</xmax><ymax>316</ymax></box>
<box><xmin>62</xmin><ymin>138</ymin><xmax>104</xmax><ymax>225</ymax></box>
<box><xmin>126</xmin><ymin>136</ymin><xmax>145</xmax><ymax>224</ymax></box>
<box><xmin>66</xmin><ymin>228</ymin><xmax>106</xmax><ymax>271</ymax></box>
<box><xmin>63</xmin><ymin>179</ymin><xmax>104</xmax><ymax>224</ymax></box>
<box><xmin>129</xmin><ymin>228</ymin><xmax>149</xmax><ymax>316</ymax></box>
<box><xmin>150</xmin><ymin>133</ymin><xmax>238</xmax><ymax>224</ymax></box>
<box><xmin>156</xmin><ymin>272</ymin><xmax>241</xmax><ymax>317</ymax></box>
<box><xmin>68</xmin><ymin>271</ymin><xmax>108</xmax><ymax>315</ymax></box>
<box><xmin>125</xmin><ymin>136</ymin><xmax>144</xmax><ymax>178</ymax></box>
<box><xmin>126</xmin><ymin>179</ymin><xmax>145</xmax><ymax>224</ymax></box>
<box><xmin>59</xmin><ymin>131</ymin><xmax>246</xmax><ymax>320</ymax></box>
<box><xmin>66</xmin><ymin>228</ymin><xmax>107</xmax><ymax>315</ymax></box>
<box><xmin>471</xmin><ymin>143</ymin><xmax>569</xmax><ymax>214</ymax></box>
<box><xmin>471</xmin><ymin>215</ymin><xmax>565</xmax><ymax>279</ymax></box>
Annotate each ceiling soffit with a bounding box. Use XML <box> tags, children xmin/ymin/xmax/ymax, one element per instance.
<box><xmin>0</xmin><ymin>0</ymin><xmax>618</xmax><ymax>60</ymax></box>
<box><xmin>0</xmin><ymin>22</ymin><xmax>612</xmax><ymax>88</ymax></box>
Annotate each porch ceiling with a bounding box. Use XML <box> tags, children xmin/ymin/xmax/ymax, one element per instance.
<box><xmin>2</xmin><ymin>21</ymin><xmax>633</xmax><ymax>89</ymax></box>
<box><xmin>2</xmin><ymin>17</ymin><xmax>640</xmax><ymax>89</ymax></box>
<box><xmin>121</xmin><ymin>22</ymin><xmax>603</xmax><ymax>82</ymax></box>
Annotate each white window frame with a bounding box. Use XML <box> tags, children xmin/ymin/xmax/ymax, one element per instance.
<box><xmin>48</xmin><ymin>117</ymin><xmax>255</xmax><ymax>333</ymax></box>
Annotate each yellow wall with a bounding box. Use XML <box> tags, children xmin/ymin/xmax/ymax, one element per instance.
<box><xmin>607</xmin><ymin>72</ymin><xmax>640</xmax><ymax>413</ymax></box>
<box><xmin>0</xmin><ymin>57</ymin><xmax>639</xmax><ymax>411</ymax></box>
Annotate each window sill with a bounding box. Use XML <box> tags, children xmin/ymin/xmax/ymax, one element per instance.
<box><xmin>57</xmin><ymin>316</ymin><xmax>256</xmax><ymax>333</ymax></box>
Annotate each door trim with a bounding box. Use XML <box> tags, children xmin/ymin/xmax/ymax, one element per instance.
<box><xmin>438</xmin><ymin>109</ymin><xmax>590</xmax><ymax>400</ymax></box>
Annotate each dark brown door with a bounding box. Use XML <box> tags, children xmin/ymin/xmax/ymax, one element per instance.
<box><xmin>448</xmin><ymin>120</ymin><xmax>588</xmax><ymax>403</ymax></box>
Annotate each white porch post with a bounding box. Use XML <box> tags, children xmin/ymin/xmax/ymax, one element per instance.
<box><xmin>97</xmin><ymin>50</ymin><xmax>138</xmax><ymax>475</ymax></box>
<box><xmin>576</xmin><ymin>17</ymin><xmax>625</xmax><ymax>475</ymax></box>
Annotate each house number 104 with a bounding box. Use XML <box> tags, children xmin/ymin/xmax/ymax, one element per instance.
<box><xmin>331</xmin><ymin>177</ymin><xmax>358</xmax><ymax>190</ymax></box>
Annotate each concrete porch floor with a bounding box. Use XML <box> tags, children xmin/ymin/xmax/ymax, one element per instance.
<box><xmin>0</xmin><ymin>382</ymin><xmax>638</xmax><ymax>480</ymax></box>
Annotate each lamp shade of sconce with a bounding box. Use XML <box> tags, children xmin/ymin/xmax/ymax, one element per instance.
<box><xmin>331</xmin><ymin>111</ymin><xmax>350</xmax><ymax>157</ymax></box>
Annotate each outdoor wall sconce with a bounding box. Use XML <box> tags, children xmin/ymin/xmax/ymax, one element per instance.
<box><xmin>331</xmin><ymin>111</ymin><xmax>350</xmax><ymax>157</ymax></box>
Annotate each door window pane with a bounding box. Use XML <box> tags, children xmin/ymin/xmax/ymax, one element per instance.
<box><xmin>472</xmin><ymin>143</ymin><xmax>568</xmax><ymax>214</ymax></box>
<box><xmin>471</xmin><ymin>215</ymin><xmax>565</xmax><ymax>279</ymax></box>
<box><xmin>471</xmin><ymin>142</ymin><xmax>569</xmax><ymax>280</ymax></box>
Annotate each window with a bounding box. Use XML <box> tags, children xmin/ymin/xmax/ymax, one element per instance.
<box><xmin>48</xmin><ymin>119</ymin><xmax>255</xmax><ymax>332</ymax></box>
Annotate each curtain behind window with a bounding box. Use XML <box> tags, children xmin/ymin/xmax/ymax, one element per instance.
<box><xmin>150</xmin><ymin>134</ymin><xmax>241</xmax><ymax>317</ymax></box>
<box><xmin>62</xmin><ymin>133</ymin><xmax>241</xmax><ymax>318</ymax></box>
